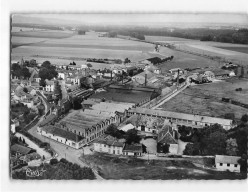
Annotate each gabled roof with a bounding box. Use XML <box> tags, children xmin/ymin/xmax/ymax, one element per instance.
<box><xmin>123</xmin><ymin>143</ymin><xmax>142</xmax><ymax>153</ymax></box>
<box><xmin>94</xmin><ymin>135</ymin><xmax>125</xmax><ymax>147</ymax></box>
<box><xmin>11</xmin><ymin>144</ymin><xmax>34</xmax><ymax>155</ymax></box>
<box><xmin>39</xmin><ymin>114</ymin><xmax>56</xmax><ymax>127</ymax></box>
<box><xmin>215</xmin><ymin>155</ymin><xmax>241</xmax><ymax>164</ymax></box>
<box><xmin>43</xmin><ymin>125</ymin><xmax>84</xmax><ymax>142</ymax></box>
<box><xmin>128</xmin><ymin>108</ymin><xmax>233</xmax><ymax>127</ymax></box>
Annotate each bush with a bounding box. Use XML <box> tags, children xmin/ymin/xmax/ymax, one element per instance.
<box><xmin>60</xmin><ymin>158</ymin><xmax>69</xmax><ymax>164</ymax></box>
<box><xmin>39</xmin><ymin>142</ymin><xmax>50</xmax><ymax>148</ymax></box>
<box><xmin>50</xmin><ymin>158</ymin><xmax>58</xmax><ymax>165</ymax></box>
<box><xmin>112</xmin><ymin>157</ymin><xmax>121</xmax><ymax>164</ymax></box>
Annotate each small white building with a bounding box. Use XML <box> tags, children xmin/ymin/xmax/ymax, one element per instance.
<box><xmin>215</xmin><ymin>155</ymin><xmax>241</xmax><ymax>172</ymax></box>
<box><xmin>93</xmin><ymin>135</ymin><xmax>125</xmax><ymax>155</ymax></box>
<box><xmin>45</xmin><ymin>80</ymin><xmax>54</xmax><ymax>92</ymax></box>
<box><xmin>123</xmin><ymin>143</ymin><xmax>143</xmax><ymax>157</ymax></box>
<box><xmin>120</xmin><ymin>124</ymin><xmax>135</xmax><ymax>132</ymax></box>
<box><xmin>11</xmin><ymin>121</ymin><xmax>16</xmax><ymax>133</ymax></box>
<box><xmin>58</xmin><ymin>72</ymin><xmax>66</xmax><ymax>80</ymax></box>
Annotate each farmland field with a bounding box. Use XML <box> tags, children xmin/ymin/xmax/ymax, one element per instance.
<box><xmin>215</xmin><ymin>46</ymin><xmax>248</xmax><ymax>54</ymax></box>
<box><xmin>159</xmin><ymin>78</ymin><xmax>248</xmax><ymax>119</ymax></box>
<box><xmin>11</xmin><ymin>30</ymin><xmax>73</xmax><ymax>39</ymax></box>
<box><xmin>11</xmin><ymin>31</ymin><xmax>165</xmax><ymax>63</ymax></box>
<box><xmin>145</xmin><ymin>35</ymin><xmax>248</xmax><ymax>67</ymax></box>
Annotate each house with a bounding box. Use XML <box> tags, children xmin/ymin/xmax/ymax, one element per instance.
<box><xmin>33</xmin><ymin>74</ymin><xmax>41</xmax><ymax>83</ymax></box>
<box><xmin>157</xmin><ymin>124</ymin><xmax>178</xmax><ymax>154</ymax></box>
<box><xmin>58</xmin><ymin>72</ymin><xmax>66</xmax><ymax>80</ymax></box>
<box><xmin>11</xmin><ymin>144</ymin><xmax>36</xmax><ymax>156</ymax></box>
<box><xmin>120</xmin><ymin>123</ymin><xmax>135</xmax><ymax>132</ymax></box>
<box><xmin>93</xmin><ymin>135</ymin><xmax>125</xmax><ymax>155</ymax></box>
<box><xmin>45</xmin><ymin>79</ymin><xmax>55</xmax><ymax>92</ymax></box>
<box><xmin>215</xmin><ymin>155</ymin><xmax>241</xmax><ymax>172</ymax></box>
<box><xmin>41</xmin><ymin>125</ymin><xmax>85</xmax><ymax>149</ymax></box>
<box><xmin>11</xmin><ymin>120</ymin><xmax>16</xmax><ymax>133</ymax></box>
<box><xmin>123</xmin><ymin>143</ymin><xmax>143</xmax><ymax>156</ymax></box>
<box><xmin>127</xmin><ymin>107</ymin><xmax>234</xmax><ymax>130</ymax></box>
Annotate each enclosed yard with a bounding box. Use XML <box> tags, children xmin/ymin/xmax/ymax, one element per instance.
<box><xmin>159</xmin><ymin>78</ymin><xmax>248</xmax><ymax>119</ymax></box>
<box><xmin>80</xmin><ymin>153</ymin><xmax>246</xmax><ymax>180</ymax></box>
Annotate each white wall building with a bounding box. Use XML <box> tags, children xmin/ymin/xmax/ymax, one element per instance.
<box><xmin>215</xmin><ymin>155</ymin><xmax>241</xmax><ymax>172</ymax></box>
<box><xmin>93</xmin><ymin>136</ymin><xmax>125</xmax><ymax>155</ymax></box>
<box><xmin>41</xmin><ymin>125</ymin><xmax>85</xmax><ymax>149</ymax></box>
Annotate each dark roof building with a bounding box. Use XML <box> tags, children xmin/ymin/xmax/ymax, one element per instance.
<box><xmin>123</xmin><ymin>143</ymin><xmax>143</xmax><ymax>153</ymax></box>
<box><xmin>11</xmin><ymin>144</ymin><xmax>35</xmax><ymax>155</ymax></box>
<box><xmin>42</xmin><ymin>125</ymin><xmax>84</xmax><ymax>142</ymax></box>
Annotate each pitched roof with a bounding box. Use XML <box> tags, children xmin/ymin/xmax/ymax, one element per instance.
<box><xmin>11</xmin><ymin>144</ymin><xmax>33</xmax><ymax>155</ymax></box>
<box><xmin>123</xmin><ymin>143</ymin><xmax>142</xmax><ymax>153</ymax></box>
<box><xmin>128</xmin><ymin>108</ymin><xmax>233</xmax><ymax>127</ymax></box>
<box><xmin>43</xmin><ymin>125</ymin><xmax>84</xmax><ymax>142</ymax></box>
<box><xmin>39</xmin><ymin>114</ymin><xmax>57</xmax><ymax>127</ymax></box>
<box><xmin>94</xmin><ymin>135</ymin><xmax>125</xmax><ymax>147</ymax></box>
<box><xmin>215</xmin><ymin>155</ymin><xmax>241</xmax><ymax>164</ymax></box>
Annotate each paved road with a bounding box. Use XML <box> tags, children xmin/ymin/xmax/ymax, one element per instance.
<box><xmin>152</xmin><ymin>83</ymin><xmax>189</xmax><ymax>109</ymax></box>
<box><xmin>15</xmin><ymin>132</ymin><xmax>51</xmax><ymax>159</ymax></box>
<box><xmin>59</xmin><ymin>80</ymin><xmax>68</xmax><ymax>100</ymax></box>
<box><xmin>28</xmin><ymin>123</ymin><xmax>103</xmax><ymax>180</ymax></box>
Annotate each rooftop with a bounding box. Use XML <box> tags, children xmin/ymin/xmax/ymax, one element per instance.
<box><xmin>123</xmin><ymin>143</ymin><xmax>143</xmax><ymax>152</ymax></box>
<box><xmin>128</xmin><ymin>107</ymin><xmax>233</xmax><ymax>127</ymax></box>
<box><xmin>11</xmin><ymin>144</ymin><xmax>34</xmax><ymax>155</ymax></box>
<box><xmin>39</xmin><ymin>114</ymin><xmax>57</xmax><ymax>127</ymax></box>
<box><xmin>94</xmin><ymin>135</ymin><xmax>125</xmax><ymax>147</ymax></box>
<box><xmin>43</xmin><ymin>125</ymin><xmax>84</xmax><ymax>142</ymax></box>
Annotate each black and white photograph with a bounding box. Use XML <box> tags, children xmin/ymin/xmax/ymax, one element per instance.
<box><xmin>1</xmin><ymin>0</ymin><xmax>248</xmax><ymax>192</ymax></box>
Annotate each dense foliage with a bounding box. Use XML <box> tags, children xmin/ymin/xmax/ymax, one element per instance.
<box><xmin>12</xmin><ymin>159</ymin><xmax>95</xmax><ymax>180</ymax></box>
<box><xmin>39</xmin><ymin>61</ymin><xmax>58</xmax><ymax>87</ymax></box>
<box><xmin>11</xmin><ymin>63</ymin><xmax>31</xmax><ymax>79</ymax></box>
<box><xmin>183</xmin><ymin>115</ymin><xmax>248</xmax><ymax>157</ymax></box>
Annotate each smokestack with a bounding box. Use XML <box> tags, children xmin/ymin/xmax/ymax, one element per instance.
<box><xmin>111</xmin><ymin>70</ymin><xmax>112</xmax><ymax>81</ymax></box>
<box><xmin>177</xmin><ymin>69</ymin><xmax>180</xmax><ymax>88</ymax></box>
<box><xmin>145</xmin><ymin>73</ymin><xmax>147</xmax><ymax>86</ymax></box>
<box><xmin>122</xmin><ymin>70</ymin><xmax>124</xmax><ymax>84</ymax></box>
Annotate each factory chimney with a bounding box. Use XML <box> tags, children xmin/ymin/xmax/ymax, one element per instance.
<box><xmin>176</xmin><ymin>69</ymin><xmax>180</xmax><ymax>88</ymax></box>
<box><xmin>145</xmin><ymin>73</ymin><xmax>147</xmax><ymax>86</ymax></box>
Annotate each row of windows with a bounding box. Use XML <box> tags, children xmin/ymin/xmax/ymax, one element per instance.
<box><xmin>219</xmin><ymin>163</ymin><xmax>238</xmax><ymax>167</ymax></box>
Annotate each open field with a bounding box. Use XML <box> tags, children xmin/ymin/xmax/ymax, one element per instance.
<box><xmin>11</xmin><ymin>31</ymin><xmax>165</xmax><ymax>62</ymax></box>
<box><xmin>11</xmin><ymin>27</ymin><xmax>48</xmax><ymax>32</ymax></box>
<box><xmin>11</xmin><ymin>36</ymin><xmax>51</xmax><ymax>48</ymax></box>
<box><xmin>159</xmin><ymin>78</ymin><xmax>248</xmax><ymax>119</ymax></box>
<box><xmin>80</xmin><ymin>153</ymin><xmax>245</xmax><ymax>180</ymax></box>
<box><xmin>11</xmin><ymin>30</ymin><xmax>73</xmax><ymax>39</ymax></box>
<box><xmin>215</xmin><ymin>46</ymin><xmax>248</xmax><ymax>54</ymax></box>
<box><xmin>144</xmin><ymin>35</ymin><xmax>248</xmax><ymax>67</ymax></box>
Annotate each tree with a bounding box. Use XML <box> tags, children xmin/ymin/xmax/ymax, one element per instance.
<box><xmin>202</xmin><ymin>131</ymin><xmax>227</xmax><ymax>155</ymax></box>
<box><xmin>125</xmin><ymin>129</ymin><xmax>141</xmax><ymax>144</ymax></box>
<box><xmin>50</xmin><ymin>158</ymin><xmax>58</xmax><ymax>165</ymax></box>
<box><xmin>183</xmin><ymin>143</ymin><xmax>201</xmax><ymax>155</ymax></box>
<box><xmin>105</xmin><ymin>124</ymin><xmax>125</xmax><ymax>139</ymax></box>
<box><xmin>23</xmin><ymin>87</ymin><xmax>28</xmax><ymax>93</ymax></box>
<box><xmin>241</xmin><ymin>114</ymin><xmax>248</xmax><ymax>123</ymax></box>
<box><xmin>124</xmin><ymin>58</ymin><xmax>131</xmax><ymax>64</ymax></box>
<box><xmin>226</xmin><ymin>138</ymin><xmax>238</xmax><ymax>156</ymax></box>
<box><xmin>39</xmin><ymin>79</ymin><xmax>46</xmax><ymax>87</ymax></box>
<box><xmin>240</xmin><ymin>66</ymin><xmax>244</xmax><ymax>78</ymax></box>
<box><xmin>29</xmin><ymin>59</ymin><xmax>37</xmax><ymax>67</ymax></box>
<box><xmin>22</xmin><ymin>138</ymin><xmax>26</xmax><ymax>144</ymax></box>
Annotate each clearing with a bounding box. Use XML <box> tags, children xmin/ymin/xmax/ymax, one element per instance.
<box><xmin>79</xmin><ymin>153</ymin><xmax>245</xmax><ymax>180</ymax></box>
<box><xmin>159</xmin><ymin>78</ymin><xmax>248</xmax><ymax>119</ymax></box>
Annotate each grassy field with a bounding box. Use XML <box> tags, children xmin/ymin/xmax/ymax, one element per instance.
<box><xmin>159</xmin><ymin>78</ymin><xmax>248</xmax><ymax>119</ymax></box>
<box><xmin>11</xmin><ymin>30</ymin><xmax>73</xmax><ymax>39</ymax></box>
<box><xmin>80</xmin><ymin>153</ymin><xmax>245</xmax><ymax>180</ymax></box>
<box><xmin>215</xmin><ymin>46</ymin><xmax>248</xmax><ymax>54</ymax></box>
<box><xmin>144</xmin><ymin>35</ymin><xmax>248</xmax><ymax>67</ymax></box>
<box><xmin>11</xmin><ymin>32</ymin><xmax>165</xmax><ymax>62</ymax></box>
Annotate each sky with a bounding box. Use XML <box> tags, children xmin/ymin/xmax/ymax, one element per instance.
<box><xmin>13</xmin><ymin>13</ymin><xmax>248</xmax><ymax>26</ymax></box>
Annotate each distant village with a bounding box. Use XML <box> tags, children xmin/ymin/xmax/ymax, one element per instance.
<box><xmin>10</xmin><ymin>54</ymin><xmax>247</xmax><ymax>179</ymax></box>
